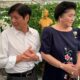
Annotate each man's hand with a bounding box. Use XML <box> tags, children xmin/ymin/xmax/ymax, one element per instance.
<box><xmin>16</xmin><ymin>47</ymin><xmax>39</xmax><ymax>63</ymax></box>
<box><xmin>24</xmin><ymin>48</ymin><xmax>39</xmax><ymax>61</ymax></box>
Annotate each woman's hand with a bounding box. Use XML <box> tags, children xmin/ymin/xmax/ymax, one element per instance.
<box><xmin>75</xmin><ymin>63</ymin><xmax>80</xmax><ymax>76</ymax></box>
<box><xmin>61</xmin><ymin>63</ymin><xmax>79</xmax><ymax>77</ymax></box>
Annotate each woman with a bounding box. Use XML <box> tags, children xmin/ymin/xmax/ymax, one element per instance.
<box><xmin>40</xmin><ymin>1</ymin><xmax>80</xmax><ymax>80</ymax></box>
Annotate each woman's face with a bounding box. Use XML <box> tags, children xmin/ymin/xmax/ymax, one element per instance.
<box><xmin>59</xmin><ymin>9</ymin><xmax>76</xmax><ymax>27</ymax></box>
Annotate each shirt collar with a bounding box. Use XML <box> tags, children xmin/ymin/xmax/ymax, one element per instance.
<box><xmin>12</xmin><ymin>25</ymin><xmax>33</xmax><ymax>35</ymax></box>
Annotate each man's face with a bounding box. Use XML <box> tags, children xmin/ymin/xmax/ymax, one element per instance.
<box><xmin>10</xmin><ymin>11</ymin><xmax>29</xmax><ymax>30</ymax></box>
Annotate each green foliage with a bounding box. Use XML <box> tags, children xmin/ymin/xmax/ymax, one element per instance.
<box><xmin>1</xmin><ymin>3</ymin><xmax>80</xmax><ymax>33</ymax></box>
<box><xmin>29</xmin><ymin>4</ymin><xmax>42</xmax><ymax>34</ymax></box>
<box><xmin>0</xmin><ymin>3</ymin><xmax>56</xmax><ymax>34</ymax></box>
<box><xmin>73</xmin><ymin>2</ymin><xmax>80</xmax><ymax>28</ymax></box>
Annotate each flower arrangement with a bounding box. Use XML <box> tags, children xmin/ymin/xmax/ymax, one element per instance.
<box><xmin>0</xmin><ymin>20</ymin><xmax>10</xmax><ymax>32</ymax></box>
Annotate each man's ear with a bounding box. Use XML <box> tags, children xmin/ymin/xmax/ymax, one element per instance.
<box><xmin>25</xmin><ymin>14</ymin><xmax>30</xmax><ymax>22</ymax></box>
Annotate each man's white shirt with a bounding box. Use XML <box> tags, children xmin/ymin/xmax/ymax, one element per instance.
<box><xmin>0</xmin><ymin>26</ymin><xmax>41</xmax><ymax>73</ymax></box>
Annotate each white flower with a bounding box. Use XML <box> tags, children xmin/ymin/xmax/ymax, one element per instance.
<box><xmin>2</xmin><ymin>16</ymin><xmax>9</xmax><ymax>19</ymax></box>
<box><xmin>0</xmin><ymin>11</ymin><xmax>7</xmax><ymax>14</ymax></box>
<box><xmin>73</xmin><ymin>31</ymin><xmax>77</xmax><ymax>38</ymax></box>
<box><xmin>0</xmin><ymin>20</ymin><xmax>4</xmax><ymax>27</ymax></box>
<box><xmin>0</xmin><ymin>20</ymin><xmax>10</xmax><ymax>31</ymax></box>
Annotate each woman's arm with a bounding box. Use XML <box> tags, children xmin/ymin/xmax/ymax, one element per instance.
<box><xmin>76</xmin><ymin>51</ymin><xmax>80</xmax><ymax>68</ymax></box>
<box><xmin>41</xmin><ymin>52</ymin><xmax>78</xmax><ymax>76</ymax></box>
<box><xmin>75</xmin><ymin>51</ymin><xmax>80</xmax><ymax>76</ymax></box>
<box><xmin>41</xmin><ymin>52</ymin><xmax>62</xmax><ymax>68</ymax></box>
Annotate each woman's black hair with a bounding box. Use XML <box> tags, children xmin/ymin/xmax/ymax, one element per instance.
<box><xmin>54</xmin><ymin>1</ymin><xmax>76</xmax><ymax>21</ymax></box>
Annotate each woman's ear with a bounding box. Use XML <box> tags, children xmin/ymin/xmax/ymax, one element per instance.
<box><xmin>58</xmin><ymin>16</ymin><xmax>62</xmax><ymax>22</ymax></box>
<box><xmin>59</xmin><ymin>15</ymin><xmax>64</xmax><ymax>22</ymax></box>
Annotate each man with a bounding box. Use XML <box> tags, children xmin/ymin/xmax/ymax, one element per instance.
<box><xmin>0</xmin><ymin>3</ymin><xmax>42</xmax><ymax>80</ymax></box>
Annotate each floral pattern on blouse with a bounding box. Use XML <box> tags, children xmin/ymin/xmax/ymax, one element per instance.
<box><xmin>64</xmin><ymin>47</ymin><xmax>73</xmax><ymax>63</ymax></box>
